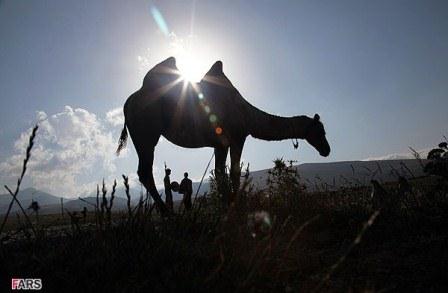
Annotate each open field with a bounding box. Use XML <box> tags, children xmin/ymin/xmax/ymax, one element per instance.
<box><xmin>1</xmin><ymin>168</ymin><xmax>448</xmax><ymax>292</ymax></box>
<box><xmin>2</xmin><ymin>1</ymin><xmax>448</xmax><ymax>292</ymax></box>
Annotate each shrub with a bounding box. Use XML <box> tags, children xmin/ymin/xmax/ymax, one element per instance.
<box><xmin>425</xmin><ymin>139</ymin><xmax>448</xmax><ymax>179</ymax></box>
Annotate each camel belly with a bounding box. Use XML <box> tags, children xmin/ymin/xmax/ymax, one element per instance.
<box><xmin>162</xmin><ymin>127</ymin><xmax>221</xmax><ymax>148</ymax></box>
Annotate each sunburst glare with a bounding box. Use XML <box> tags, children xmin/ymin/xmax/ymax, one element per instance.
<box><xmin>169</xmin><ymin>36</ymin><xmax>208</xmax><ymax>82</ymax></box>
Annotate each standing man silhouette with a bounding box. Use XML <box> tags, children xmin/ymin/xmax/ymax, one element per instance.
<box><xmin>164</xmin><ymin>168</ymin><xmax>173</xmax><ymax>211</ymax></box>
<box><xmin>179</xmin><ymin>172</ymin><xmax>193</xmax><ymax>210</ymax></box>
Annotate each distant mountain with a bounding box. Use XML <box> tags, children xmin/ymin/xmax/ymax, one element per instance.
<box><xmin>64</xmin><ymin>197</ymin><xmax>129</xmax><ymax>212</ymax></box>
<box><xmin>84</xmin><ymin>186</ymin><xmax>142</xmax><ymax>200</ymax></box>
<box><xmin>0</xmin><ymin>187</ymin><xmax>62</xmax><ymax>215</ymax></box>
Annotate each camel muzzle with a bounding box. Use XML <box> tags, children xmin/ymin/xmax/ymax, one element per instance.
<box><xmin>319</xmin><ymin>148</ymin><xmax>330</xmax><ymax>157</ymax></box>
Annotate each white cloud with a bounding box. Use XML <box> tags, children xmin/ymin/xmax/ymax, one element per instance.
<box><xmin>137</xmin><ymin>48</ymin><xmax>152</xmax><ymax>73</ymax></box>
<box><xmin>106</xmin><ymin>107</ymin><xmax>124</xmax><ymax>127</ymax></box>
<box><xmin>363</xmin><ymin>148</ymin><xmax>430</xmax><ymax>161</ymax></box>
<box><xmin>0</xmin><ymin>106</ymin><xmax>120</xmax><ymax>197</ymax></box>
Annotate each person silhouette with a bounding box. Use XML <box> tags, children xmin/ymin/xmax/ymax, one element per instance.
<box><xmin>81</xmin><ymin>207</ymin><xmax>87</xmax><ymax>223</ymax></box>
<box><xmin>66</xmin><ymin>210</ymin><xmax>81</xmax><ymax>233</ymax></box>
<box><xmin>164</xmin><ymin>168</ymin><xmax>173</xmax><ymax>211</ymax></box>
<box><xmin>179</xmin><ymin>172</ymin><xmax>193</xmax><ymax>210</ymax></box>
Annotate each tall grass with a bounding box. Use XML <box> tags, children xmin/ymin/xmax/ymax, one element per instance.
<box><xmin>0</xmin><ymin>125</ymin><xmax>38</xmax><ymax>237</ymax></box>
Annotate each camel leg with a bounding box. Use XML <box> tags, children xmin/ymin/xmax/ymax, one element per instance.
<box><xmin>214</xmin><ymin>146</ymin><xmax>229</xmax><ymax>205</ymax></box>
<box><xmin>230</xmin><ymin>144</ymin><xmax>244</xmax><ymax>198</ymax></box>
<box><xmin>137</xmin><ymin>147</ymin><xmax>169</xmax><ymax>216</ymax></box>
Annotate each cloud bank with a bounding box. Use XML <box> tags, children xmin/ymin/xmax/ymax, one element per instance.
<box><xmin>0</xmin><ymin>106</ymin><xmax>124</xmax><ymax>197</ymax></box>
<box><xmin>106</xmin><ymin>107</ymin><xmax>124</xmax><ymax>127</ymax></box>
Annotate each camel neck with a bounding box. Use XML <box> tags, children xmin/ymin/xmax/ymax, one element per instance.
<box><xmin>245</xmin><ymin>104</ymin><xmax>312</xmax><ymax>141</ymax></box>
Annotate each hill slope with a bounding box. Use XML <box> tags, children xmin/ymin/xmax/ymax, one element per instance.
<box><xmin>249</xmin><ymin>159</ymin><xmax>426</xmax><ymax>191</ymax></box>
<box><xmin>0</xmin><ymin>188</ymin><xmax>61</xmax><ymax>215</ymax></box>
<box><xmin>0</xmin><ymin>159</ymin><xmax>426</xmax><ymax>215</ymax></box>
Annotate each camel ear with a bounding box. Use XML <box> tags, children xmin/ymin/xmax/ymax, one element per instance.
<box><xmin>205</xmin><ymin>61</ymin><xmax>223</xmax><ymax>76</ymax></box>
<box><xmin>314</xmin><ymin>113</ymin><xmax>320</xmax><ymax>121</ymax></box>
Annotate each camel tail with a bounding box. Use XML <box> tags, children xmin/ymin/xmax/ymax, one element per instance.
<box><xmin>116</xmin><ymin>121</ymin><xmax>128</xmax><ymax>156</ymax></box>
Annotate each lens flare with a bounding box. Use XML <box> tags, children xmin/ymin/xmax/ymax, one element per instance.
<box><xmin>150</xmin><ymin>6</ymin><xmax>169</xmax><ymax>36</ymax></box>
<box><xmin>209</xmin><ymin>114</ymin><xmax>217</xmax><ymax>123</ymax></box>
<box><xmin>149</xmin><ymin>3</ymin><xmax>209</xmax><ymax>82</ymax></box>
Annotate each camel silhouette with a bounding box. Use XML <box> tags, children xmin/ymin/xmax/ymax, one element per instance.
<box><xmin>116</xmin><ymin>57</ymin><xmax>330</xmax><ymax>214</ymax></box>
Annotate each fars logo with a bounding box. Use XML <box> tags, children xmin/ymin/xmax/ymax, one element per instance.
<box><xmin>11</xmin><ymin>278</ymin><xmax>42</xmax><ymax>290</ymax></box>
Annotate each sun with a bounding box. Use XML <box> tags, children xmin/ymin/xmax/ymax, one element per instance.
<box><xmin>177</xmin><ymin>53</ymin><xmax>201</xmax><ymax>82</ymax></box>
<box><xmin>176</xmin><ymin>51</ymin><xmax>205</xmax><ymax>82</ymax></box>
<box><xmin>169</xmin><ymin>37</ymin><xmax>208</xmax><ymax>83</ymax></box>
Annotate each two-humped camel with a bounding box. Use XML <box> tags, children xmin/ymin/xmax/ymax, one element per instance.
<box><xmin>116</xmin><ymin>57</ymin><xmax>330</xmax><ymax>214</ymax></box>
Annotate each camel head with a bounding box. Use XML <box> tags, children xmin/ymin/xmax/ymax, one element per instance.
<box><xmin>304</xmin><ymin>114</ymin><xmax>330</xmax><ymax>157</ymax></box>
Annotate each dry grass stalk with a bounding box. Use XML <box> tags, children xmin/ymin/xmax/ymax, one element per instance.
<box><xmin>122</xmin><ymin>174</ymin><xmax>132</xmax><ymax>218</ymax></box>
<box><xmin>106</xmin><ymin>179</ymin><xmax>117</xmax><ymax>225</ymax></box>
<box><xmin>313</xmin><ymin>210</ymin><xmax>381</xmax><ymax>292</ymax></box>
<box><xmin>0</xmin><ymin>125</ymin><xmax>38</xmax><ymax>238</ymax></box>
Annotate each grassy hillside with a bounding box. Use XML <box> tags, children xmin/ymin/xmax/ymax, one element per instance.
<box><xmin>1</xmin><ymin>161</ymin><xmax>447</xmax><ymax>292</ymax></box>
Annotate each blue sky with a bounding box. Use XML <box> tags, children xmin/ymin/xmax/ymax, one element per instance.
<box><xmin>0</xmin><ymin>0</ymin><xmax>447</xmax><ymax>197</ymax></box>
